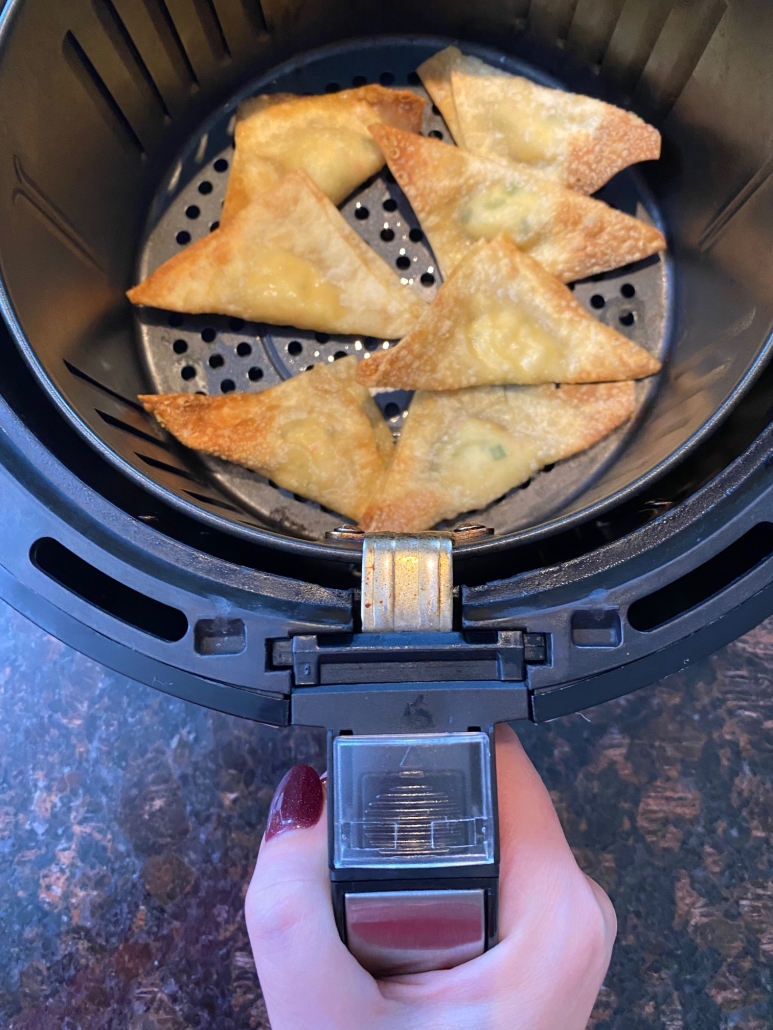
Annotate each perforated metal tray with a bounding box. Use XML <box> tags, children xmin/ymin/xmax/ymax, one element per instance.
<box><xmin>134</xmin><ymin>39</ymin><xmax>670</xmax><ymax>541</ymax></box>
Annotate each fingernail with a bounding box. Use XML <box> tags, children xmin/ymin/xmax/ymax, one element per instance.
<box><xmin>265</xmin><ymin>764</ymin><xmax>324</xmax><ymax>842</ymax></box>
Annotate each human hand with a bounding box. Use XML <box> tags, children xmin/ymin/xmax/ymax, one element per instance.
<box><xmin>246</xmin><ymin>724</ymin><xmax>616</xmax><ymax>1030</ymax></box>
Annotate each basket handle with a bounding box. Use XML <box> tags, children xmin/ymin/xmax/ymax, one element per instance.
<box><xmin>326</xmin><ymin>532</ymin><xmax>499</xmax><ymax>975</ymax></box>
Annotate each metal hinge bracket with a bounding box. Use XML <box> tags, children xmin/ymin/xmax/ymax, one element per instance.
<box><xmin>361</xmin><ymin>533</ymin><xmax>454</xmax><ymax>633</ymax></box>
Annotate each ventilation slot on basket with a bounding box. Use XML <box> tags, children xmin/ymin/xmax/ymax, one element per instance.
<box><xmin>93</xmin><ymin>0</ymin><xmax>171</xmax><ymax>119</ymax></box>
<box><xmin>62</xmin><ymin>31</ymin><xmax>145</xmax><ymax>156</ymax></box>
<box><xmin>235</xmin><ymin>0</ymin><xmax>267</xmax><ymax>37</ymax></box>
<box><xmin>96</xmin><ymin>409</ymin><xmax>171</xmax><ymax>448</ymax></box>
<box><xmin>183</xmin><ymin>490</ymin><xmax>243</xmax><ymax>513</ymax></box>
<box><xmin>32</xmin><ymin>538</ymin><xmax>188</xmax><ymax>642</ymax></box>
<box><xmin>192</xmin><ymin>0</ymin><xmax>231</xmax><ymax>60</ymax></box>
<box><xmin>633</xmin><ymin>0</ymin><xmax>728</xmax><ymax>116</ymax></box>
<box><xmin>137</xmin><ymin>452</ymin><xmax>199</xmax><ymax>481</ymax></box>
<box><xmin>64</xmin><ymin>360</ymin><xmax>145</xmax><ymax>412</ymax></box>
<box><xmin>145</xmin><ymin>0</ymin><xmax>199</xmax><ymax>86</ymax></box>
<box><xmin>628</xmin><ymin>523</ymin><xmax>773</xmax><ymax>632</ymax></box>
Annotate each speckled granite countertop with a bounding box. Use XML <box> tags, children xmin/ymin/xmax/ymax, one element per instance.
<box><xmin>0</xmin><ymin>595</ymin><xmax>772</xmax><ymax>1029</ymax></box>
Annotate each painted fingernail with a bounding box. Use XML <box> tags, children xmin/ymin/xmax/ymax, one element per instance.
<box><xmin>265</xmin><ymin>764</ymin><xmax>324</xmax><ymax>842</ymax></box>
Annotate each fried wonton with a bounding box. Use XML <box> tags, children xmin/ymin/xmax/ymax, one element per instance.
<box><xmin>416</xmin><ymin>47</ymin><xmax>464</xmax><ymax>143</ymax></box>
<box><xmin>221</xmin><ymin>85</ymin><xmax>425</xmax><ymax>225</ymax></box>
<box><xmin>140</xmin><ymin>357</ymin><xmax>394</xmax><ymax>521</ymax></box>
<box><xmin>128</xmin><ymin>171</ymin><xmax>426</xmax><ymax>338</ymax></box>
<box><xmin>357</xmin><ymin>236</ymin><xmax>660</xmax><ymax>391</ymax></box>
<box><xmin>369</xmin><ymin>125</ymin><xmax>666</xmax><ymax>282</ymax></box>
<box><xmin>360</xmin><ymin>381</ymin><xmax>635</xmax><ymax>531</ymax></box>
<box><xmin>418</xmin><ymin>46</ymin><xmax>661</xmax><ymax>194</ymax></box>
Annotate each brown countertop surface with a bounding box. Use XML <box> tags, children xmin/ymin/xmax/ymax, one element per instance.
<box><xmin>1</xmin><ymin>596</ymin><xmax>772</xmax><ymax>1029</ymax></box>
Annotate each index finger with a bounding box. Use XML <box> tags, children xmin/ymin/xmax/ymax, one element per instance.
<box><xmin>494</xmin><ymin>723</ymin><xmax>600</xmax><ymax>935</ymax></box>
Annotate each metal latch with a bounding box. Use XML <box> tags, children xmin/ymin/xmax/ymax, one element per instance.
<box><xmin>325</xmin><ymin>523</ymin><xmax>494</xmax><ymax>634</ymax></box>
<box><xmin>361</xmin><ymin>533</ymin><xmax>454</xmax><ymax>632</ymax></box>
<box><xmin>273</xmin><ymin>530</ymin><xmax>547</xmax><ymax>688</ymax></box>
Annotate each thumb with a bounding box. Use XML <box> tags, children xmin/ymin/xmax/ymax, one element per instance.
<box><xmin>245</xmin><ymin>765</ymin><xmax>383</xmax><ymax>1030</ymax></box>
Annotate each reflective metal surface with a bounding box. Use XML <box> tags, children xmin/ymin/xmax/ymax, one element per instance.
<box><xmin>345</xmin><ymin>889</ymin><xmax>485</xmax><ymax>975</ymax></box>
<box><xmin>361</xmin><ymin>534</ymin><xmax>453</xmax><ymax>632</ymax></box>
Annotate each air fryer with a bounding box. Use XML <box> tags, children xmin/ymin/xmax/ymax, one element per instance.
<box><xmin>1</xmin><ymin>0</ymin><xmax>773</xmax><ymax>974</ymax></box>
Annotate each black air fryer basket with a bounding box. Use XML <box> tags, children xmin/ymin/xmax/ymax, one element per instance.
<box><xmin>2</xmin><ymin>0</ymin><xmax>773</xmax><ymax>974</ymax></box>
<box><xmin>1</xmin><ymin>0</ymin><xmax>772</xmax><ymax>721</ymax></box>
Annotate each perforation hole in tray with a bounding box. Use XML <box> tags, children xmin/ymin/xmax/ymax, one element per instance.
<box><xmin>133</xmin><ymin>42</ymin><xmax>670</xmax><ymax>541</ymax></box>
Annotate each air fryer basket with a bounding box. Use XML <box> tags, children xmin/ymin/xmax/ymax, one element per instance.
<box><xmin>134</xmin><ymin>39</ymin><xmax>670</xmax><ymax>541</ymax></box>
<box><xmin>3</xmin><ymin>0</ymin><xmax>773</xmax><ymax>727</ymax></box>
<box><xmin>0</xmin><ymin>0</ymin><xmax>769</xmax><ymax>560</ymax></box>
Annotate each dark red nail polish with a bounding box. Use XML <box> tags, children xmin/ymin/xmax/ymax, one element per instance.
<box><xmin>265</xmin><ymin>764</ymin><xmax>324</xmax><ymax>841</ymax></box>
